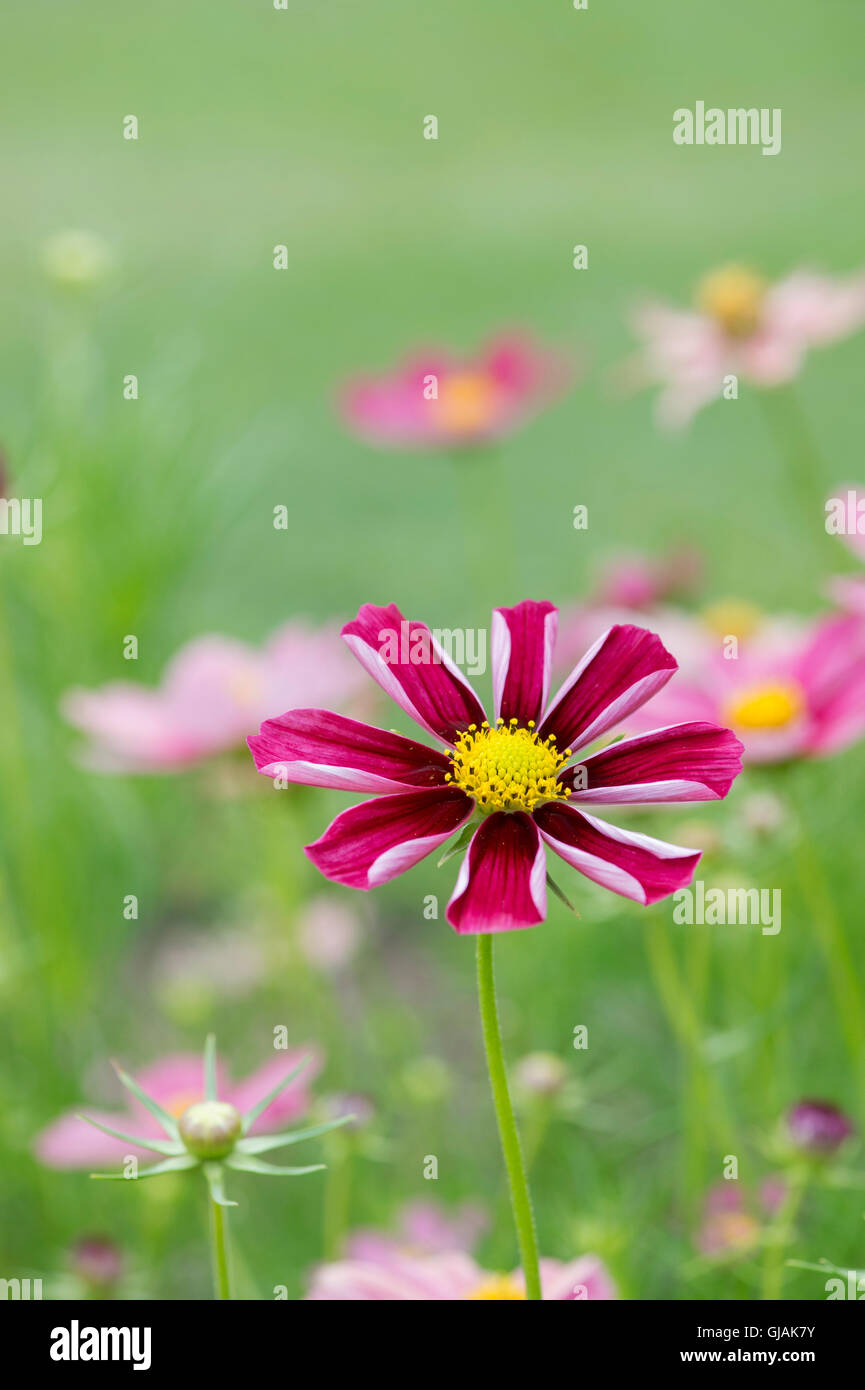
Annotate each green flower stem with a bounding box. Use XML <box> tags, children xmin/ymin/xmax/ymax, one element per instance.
<box><xmin>322</xmin><ymin>1142</ymin><xmax>353</xmax><ymax>1261</ymax></box>
<box><xmin>209</xmin><ymin>1193</ymin><xmax>232</xmax><ymax>1301</ymax></box>
<box><xmin>476</xmin><ymin>934</ymin><xmax>542</xmax><ymax>1300</ymax></box>
<box><xmin>760</xmin><ymin>1168</ymin><xmax>808</xmax><ymax>1301</ymax></box>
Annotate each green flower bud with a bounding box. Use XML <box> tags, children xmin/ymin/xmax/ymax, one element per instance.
<box><xmin>177</xmin><ymin>1101</ymin><xmax>242</xmax><ymax>1160</ymax></box>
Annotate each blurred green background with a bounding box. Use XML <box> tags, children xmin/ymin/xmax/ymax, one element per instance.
<box><xmin>2</xmin><ymin>0</ymin><xmax>865</xmax><ymax>1299</ymax></box>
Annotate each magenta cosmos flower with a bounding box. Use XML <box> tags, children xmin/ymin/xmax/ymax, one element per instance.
<box><xmin>62</xmin><ymin>621</ymin><xmax>366</xmax><ymax>773</ymax></box>
<box><xmin>617</xmin><ymin>607</ymin><xmax>865</xmax><ymax>764</ymax></box>
<box><xmin>307</xmin><ymin>1249</ymin><xmax>616</xmax><ymax>1301</ymax></box>
<box><xmin>248</xmin><ymin>601</ymin><xmax>742</xmax><ymax>931</ymax></box>
<box><xmin>826</xmin><ymin>486</ymin><xmax>865</xmax><ymax>616</ymax></box>
<box><xmin>338</xmin><ymin>332</ymin><xmax>572</xmax><ymax>450</ymax></box>
<box><xmin>630</xmin><ymin>264</ymin><xmax>865</xmax><ymax>427</ymax></box>
<box><xmin>34</xmin><ymin>1048</ymin><xmax>319</xmax><ymax>1169</ymax></box>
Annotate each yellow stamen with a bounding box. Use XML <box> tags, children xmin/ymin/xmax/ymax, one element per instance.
<box><xmin>725</xmin><ymin>682</ymin><xmax>803</xmax><ymax>731</ymax></box>
<box><xmin>696</xmin><ymin>265</ymin><xmax>767</xmax><ymax>338</ymax></box>
<box><xmin>465</xmin><ymin>1273</ymin><xmax>527</xmax><ymax>1301</ymax></box>
<box><xmin>447</xmin><ymin>722</ymin><xmax>572</xmax><ymax>813</ymax></box>
<box><xmin>701</xmin><ymin>599</ymin><xmax>763</xmax><ymax>641</ymax></box>
<box><xmin>436</xmin><ymin>372</ymin><xmax>498</xmax><ymax>433</ymax></box>
<box><xmin>166</xmin><ymin>1090</ymin><xmax>202</xmax><ymax>1118</ymax></box>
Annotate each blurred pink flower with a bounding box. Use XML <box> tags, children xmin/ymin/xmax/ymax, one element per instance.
<box><xmin>629</xmin><ymin>264</ymin><xmax>865</xmax><ymax>427</ymax></box>
<box><xmin>826</xmin><ymin>486</ymin><xmax>865</xmax><ymax>616</ymax></box>
<box><xmin>338</xmin><ymin>332</ymin><xmax>572</xmax><ymax>449</ymax></box>
<box><xmin>307</xmin><ymin>1249</ymin><xmax>616</xmax><ymax>1300</ymax></box>
<box><xmin>787</xmin><ymin>1099</ymin><xmax>854</xmax><ymax>1157</ymax></box>
<box><xmin>616</xmin><ymin>609</ymin><xmax>865</xmax><ymax>764</ymax></box>
<box><xmin>592</xmin><ymin>549</ymin><xmax>702</xmax><ymax>611</ymax></box>
<box><xmin>297</xmin><ymin>896</ymin><xmax>360</xmax><ymax>971</ymax></box>
<box><xmin>346</xmin><ymin>1201</ymin><xmax>488</xmax><ymax>1263</ymax></box>
<box><xmin>696</xmin><ymin>1180</ymin><xmax>783</xmax><ymax>1257</ymax></box>
<box><xmin>34</xmin><ymin>1048</ymin><xmax>320</xmax><ymax>1169</ymax></box>
<box><xmin>61</xmin><ymin>621</ymin><xmax>367</xmax><ymax>772</ymax></box>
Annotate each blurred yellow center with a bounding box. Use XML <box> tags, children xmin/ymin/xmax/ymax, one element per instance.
<box><xmin>437</xmin><ymin>372</ymin><xmax>497</xmax><ymax>432</ymax></box>
<box><xmin>166</xmin><ymin>1090</ymin><xmax>202</xmax><ymax>1118</ymax></box>
<box><xmin>701</xmin><ymin>599</ymin><xmax>763</xmax><ymax>641</ymax></box>
<box><xmin>465</xmin><ymin>1274</ymin><xmax>527</xmax><ymax>1301</ymax></box>
<box><xmin>726</xmin><ymin>683</ymin><xmax>803</xmax><ymax>730</ymax></box>
<box><xmin>446</xmin><ymin>718</ymin><xmax>572</xmax><ymax>813</ymax></box>
<box><xmin>696</xmin><ymin>266</ymin><xmax>767</xmax><ymax>337</ymax></box>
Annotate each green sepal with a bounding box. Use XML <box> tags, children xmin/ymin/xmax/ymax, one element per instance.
<box><xmin>110</xmin><ymin>1060</ymin><xmax>181</xmax><ymax>1140</ymax></box>
<box><xmin>238</xmin><ymin>1113</ymin><xmax>355</xmax><ymax>1155</ymax></box>
<box><xmin>240</xmin><ymin>1055</ymin><xmax>311</xmax><ymax>1134</ymax></box>
<box><xmin>76</xmin><ymin>1113</ymin><xmax>184</xmax><ymax>1156</ymax></box>
<box><xmin>203</xmin><ymin>1033</ymin><xmax>219</xmax><ymax>1102</ymax></box>
<box><xmin>437</xmin><ymin>822</ymin><xmax>476</xmax><ymax>867</ymax></box>
<box><xmin>546</xmin><ymin>870</ymin><xmax>580</xmax><ymax>917</ymax></box>
<box><xmin>225</xmin><ymin>1153</ymin><xmax>325</xmax><ymax>1177</ymax></box>
<box><xmin>90</xmin><ymin>1154</ymin><xmax>197</xmax><ymax>1181</ymax></box>
<box><xmin>204</xmin><ymin>1162</ymin><xmax>237</xmax><ymax>1208</ymax></box>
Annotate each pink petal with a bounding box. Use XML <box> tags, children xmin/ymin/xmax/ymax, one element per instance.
<box><xmin>491</xmin><ymin>600</ymin><xmax>558</xmax><ymax>725</ymax></box>
<box><xmin>248</xmin><ymin>709</ymin><xmax>451</xmax><ymax>792</ymax></box>
<box><xmin>540</xmin><ymin>624</ymin><xmax>678</xmax><ymax>752</ymax></box>
<box><xmin>307</xmin><ymin>1252</ymin><xmax>483</xmax><ymax>1300</ymax></box>
<box><xmin>535</xmin><ymin>803</ymin><xmax>701</xmax><ymax>905</ymax></box>
<box><xmin>34</xmin><ymin>1109</ymin><xmax>156</xmax><ymax>1169</ymax></box>
<box><xmin>768</xmin><ymin>269</ymin><xmax>865</xmax><ymax>347</ymax></box>
<box><xmin>533</xmin><ymin>1255</ymin><xmax>619</xmax><ymax>1301</ymax></box>
<box><xmin>341</xmin><ymin>603</ymin><xmax>486</xmax><ymax>743</ymax></box>
<box><xmin>561</xmin><ymin>721</ymin><xmax>743</xmax><ymax>804</ymax></box>
<box><xmin>306</xmin><ymin>786</ymin><xmax>474</xmax><ymax>890</ymax></box>
<box><xmin>446</xmin><ymin>812</ymin><xmax>546</xmax><ymax>933</ymax></box>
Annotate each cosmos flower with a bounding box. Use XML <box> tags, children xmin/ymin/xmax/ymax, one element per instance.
<box><xmin>615</xmin><ymin>606</ymin><xmax>865</xmax><ymax>764</ymax></box>
<box><xmin>826</xmin><ymin>486</ymin><xmax>865</xmax><ymax>616</ymax></box>
<box><xmin>787</xmin><ymin>1099</ymin><xmax>854</xmax><ymax>1157</ymax></box>
<box><xmin>306</xmin><ymin>1249</ymin><xmax>617</xmax><ymax>1300</ymax></box>
<box><xmin>346</xmin><ymin>1201</ymin><xmax>488</xmax><ymax>1263</ymax></box>
<box><xmin>249</xmin><ymin>601</ymin><xmax>742</xmax><ymax>931</ymax></box>
<box><xmin>34</xmin><ymin>1047</ymin><xmax>320</xmax><ymax>1169</ymax></box>
<box><xmin>696</xmin><ymin>1180</ymin><xmax>785</xmax><ymax>1258</ymax></box>
<box><xmin>629</xmin><ymin>264</ymin><xmax>865</xmax><ymax>427</ymax></box>
<box><xmin>590</xmin><ymin>549</ymin><xmax>702</xmax><ymax>611</ymax></box>
<box><xmin>61</xmin><ymin>621</ymin><xmax>367</xmax><ymax>772</ymax></box>
<box><xmin>337</xmin><ymin>333</ymin><xmax>572</xmax><ymax>449</ymax></box>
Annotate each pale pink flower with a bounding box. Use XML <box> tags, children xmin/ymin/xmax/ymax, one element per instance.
<box><xmin>307</xmin><ymin>1249</ymin><xmax>616</xmax><ymax>1300</ymax></box>
<box><xmin>346</xmin><ymin>1201</ymin><xmax>487</xmax><ymax>1263</ymax></box>
<box><xmin>338</xmin><ymin>332</ymin><xmax>572</xmax><ymax>449</ymax></box>
<box><xmin>62</xmin><ymin>621</ymin><xmax>367</xmax><ymax>772</ymax></box>
<box><xmin>630</xmin><ymin>265</ymin><xmax>865</xmax><ymax>427</ymax></box>
<box><xmin>592</xmin><ymin>549</ymin><xmax>702</xmax><ymax>611</ymax></box>
<box><xmin>297</xmin><ymin>897</ymin><xmax>360</xmax><ymax>971</ymax></box>
<box><xmin>696</xmin><ymin>1180</ymin><xmax>784</xmax><ymax>1257</ymax></box>
<box><xmin>34</xmin><ymin>1048</ymin><xmax>320</xmax><ymax>1169</ymax></box>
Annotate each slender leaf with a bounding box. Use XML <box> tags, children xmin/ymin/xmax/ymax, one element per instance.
<box><xmin>76</xmin><ymin>1113</ymin><xmax>184</xmax><ymax>1156</ymax></box>
<box><xmin>225</xmin><ymin>1153</ymin><xmax>325</xmax><ymax>1177</ymax></box>
<box><xmin>90</xmin><ymin>1155</ymin><xmax>197</xmax><ymax>1181</ymax></box>
<box><xmin>239</xmin><ymin>1114</ymin><xmax>355</xmax><ymax>1155</ymax></box>
<box><xmin>241</xmin><ymin>1054</ymin><xmax>312</xmax><ymax>1134</ymax></box>
<box><xmin>203</xmin><ymin>1033</ymin><xmax>218</xmax><ymax>1102</ymax></box>
<box><xmin>110</xmin><ymin>1060</ymin><xmax>180</xmax><ymax>1140</ymax></box>
<box><xmin>546</xmin><ymin>871</ymin><xmax>580</xmax><ymax>918</ymax></box>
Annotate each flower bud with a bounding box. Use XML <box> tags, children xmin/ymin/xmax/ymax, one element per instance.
<box><xmin>178</xmin><ymin>1100</ymin><xmax>242</xmax><ymax>1159</ymax></box>
<box><xmin>786</xmin><ymin>1099</ymin><xmax>854</xmax><ymax>1157</ymax></box>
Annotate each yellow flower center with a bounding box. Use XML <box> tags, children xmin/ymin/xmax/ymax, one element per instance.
<box><xmin>436</xmin><ymin>372</ymin><xmax>498</xmax><ymax>433</ymax></box>
<box><xmin>696</xmin><ymin>265</ymin><xmax>767</xmax><ymax>338</ymax></box>
<box><xmin>465</xmin><ymin>1274</ymin><xmax>527</xmax><ymax>1301</ymax></box>
<box><xmin>701</xmin><ymin>599</ymin><xmax>763</xmax><ymax>641</ymax></box>
<box><xmin>725</xmin><ymin>682</ymin><xmax>803</xmax><ymax>731</ymax></box>
<box><xmin>446</xmin><ymin>718</ymin><xmax>572</xmax><ymax>813</ymax></box>
<box><xmin>166</xmin><ymin>1090</ymin><xmax>202</xmax><ymax>1118</ymax></box>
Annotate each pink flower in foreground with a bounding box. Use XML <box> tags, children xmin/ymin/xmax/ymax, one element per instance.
<box><xmin>34</xmin><ymin>1049</ymin><xmax>320</xmax><ymax>1169</ymax></box>
<box><xmin>630</xmin><ymin>264</ymin><xmax>865</xmax><ymax>427</ymax></box>
<box><xmin>62</xmin><ymin>621</ymin><xmax>367</xmax><ymax>772</ymax></box>
<box><xmin>307</xmin><ymin>1249</ymin><xmax>616</xmax><ymax>1300</ymax></box>
<box><xmin>249</xmin><ymin>601</ymin><xmax>742</xmax><ymax>931</ymax></box>
<box><xmin>338</xmin><ymin>333</ymin><xmax>572</xmax><ymax>450</ymax></box>
<box><xmin>346</xmin><ymin>1201</ymin><xmax>487</xmax><ymax>1263</ymax></box>
<box><xmin>618</xmin><ymin>608</ymin><xmax>865</xmax><ymax>764</ymax></box>
<box><xmin>826</xmin><ymin>487</ymin><xmax>865</xmax><ymax>616</ymax></box>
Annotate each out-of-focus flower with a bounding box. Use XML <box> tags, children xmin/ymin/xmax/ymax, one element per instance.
<box><xmin>152</xmin><ymin>926</ymin><xmax>271</xmax><ymax>1015</ymax></box>
<box><xmin>62</xmin><ymin>621</ymin><xmax>367</xmax><ymax>772</ymax></box>
<box><xmin>346</xmin><ymin>1200</ymin><xmax>487</xmax><ymax>1262</ymax></box>
<box><xmin>740</xmin><ymin>790</ymin><xmax>787</xmax><ymax>838</ymax></box>
<box><xmin>619</xmin><ymin>609</ymin><xmax>865</xmax><ymax>764</ymax></box>
<box><xmin>628</xmin><ymin>264</ymin><xmax>865</xmax><ymax>427</ymax></box>
<box><xmin>591</xmin><ymin>549</ymin><xmax>702</xmax><ymax>611</ymax></box>
<box><xmin>34</xmin><ymin>1045</ymin><xmax>321</xmax><ymax>1169</ymax></box>
<box><xmin>338</xmin><ymin>333</ymin><xmax>572</xmax><ymax>450</ymax></box>
<box><xmin>40</xmin><ymin>230</ymin><xmax>115</xmax><ymax>288</ymax></box>
<box><xmin>69</xmin><ymin>1236</ymin><xmax>125</xmax><ymax>1291</ymax></box>
<box><xmin>297</xmin><ymin>897</ymin><xmax>360</xmax><ymax>971</ymax></box>
<box><xmin>696</xmin><ymin>1180</ymin><xmax>783</xmax><ymax>1258</ymax></box>
<box><xmin>513</xmin><ymin>1051</ymin><xmax>568</xmax><ymax>1098</ymax></box>
<box><xmin>826</xmin><ymin>487</ymin><xmax>865</xmax><ymax>616</ymax></box>
<box><xmin>250</xmin><ymin>601</ymin><xmax>742</xmax><ymax>929</ymax></box>
<box><xmin>307</xmin><ymin>1249</ymin><xmax>617</xmax><ymax>1300</ymax></box>
<box><xmin>318</xmin><ymin>1093</ymin><xmax>375</xmax><ymax>1133</ymax></box>
<box><xmin>787</xmin><ymin>1100</ymin><xmax>854</xmax><ymax>1157</ymax></box>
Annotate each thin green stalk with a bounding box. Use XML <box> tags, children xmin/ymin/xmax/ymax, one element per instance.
<box><xmin>322</xmin><ymin>1144</ymin><xmax>353</xmax><ymax>1261</ymax></box>
<box><xmin>209</xmin><ymin>1195</ymin><xmax>232</xmax><ymax>1300</ymax></box>
<box><xmin>760</xmin><ymin>1168</ymin><xmax>807</xmax><ymax>1301</ymax></box>
<box><xmin>476</xmin><ymin>934</ymin><xmax>542</xmax><ymax>1300</ymax></box>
